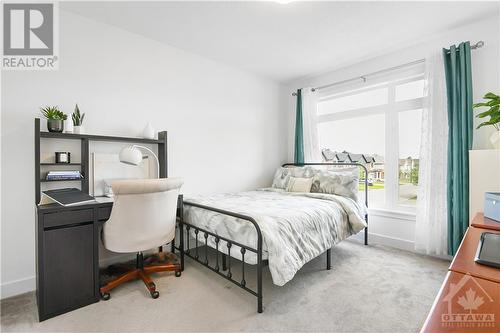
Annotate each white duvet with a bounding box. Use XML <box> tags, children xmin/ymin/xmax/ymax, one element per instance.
<box><xmin>183</xmin><ymin>188</ymin><xmax>367</xmax><ymax>286</ymax></box>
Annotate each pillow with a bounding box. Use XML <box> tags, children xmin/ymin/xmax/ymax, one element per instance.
<box><xmin>291</xmin><ymin>166</ymin><xmax>318</xmax><ymax>178</ymax></box>
<box><xmin>286</xmin><ymin>177</ymin><xmax>313</xmax><ymax>193</ymax></box>
<box><xmin>271</xmin><ymin>166</ymin><xmax>319</xmax><ymax>189</ymax></box>
<box><xmin>271</xmin><ymin>167</ymin><xmax>293</xmax><ymax>189</ymax></box>
<box><xmin>311</xmin><ymin>167</ymin><xmax>359</xmax><ymax>201</ymax></box>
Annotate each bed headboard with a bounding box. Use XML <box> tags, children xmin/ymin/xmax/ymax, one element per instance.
<box><xmin>281</xmin><ymin>162</ymin><xmax>369</xmax><ymax>209</ymax></box>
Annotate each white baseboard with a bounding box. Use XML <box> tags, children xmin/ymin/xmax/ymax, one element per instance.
<box><xmin>350</xmin><ymin>231</ymin><xmax>415</xmax><ymax>252</ymax></box>
<box><xmin>1</xmin><ymin>276</ymin><xmax>36</xmax><ymax>300</ymax></box>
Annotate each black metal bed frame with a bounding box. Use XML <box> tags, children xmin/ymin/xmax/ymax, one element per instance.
<box><xmin>174</xmin><ymin>163</ymin><xmax>369</xmax><ymax>314</ymax></box>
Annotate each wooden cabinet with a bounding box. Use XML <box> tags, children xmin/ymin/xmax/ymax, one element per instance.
<box><xmin>420</xmin><ymin>214</ymin><xmax>500</xmax><ymax>332</ymax></box>
<box><xmin>421</xmin><ymin>271</ymin><xmax>500</xmax><ymax>333</ymax></box>
<box><xmin>42</xmin><ymin>224</ymin><xmax>95</xmax><ymax>316</ymax></box>
<box><xmin>36</xmin><ymin>204</ymin><xmax>111</xmax><ymax>321</ymax></box>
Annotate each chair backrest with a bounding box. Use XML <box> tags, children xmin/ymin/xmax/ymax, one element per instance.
<box><xmin>103</xmin><ymin>178</ymin><xmax>183</xmax><ymax>253</ymax></box>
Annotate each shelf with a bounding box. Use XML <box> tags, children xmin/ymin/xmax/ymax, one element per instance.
<box><xmin>41</xmin><ymin>179</ymin><xmax>83</xmax><ymax>182</ymax></box>
<box><xmin>40</xmin><ymin>131</ymin><xmax>162</xmax><ymax>144</ymax></box>
<box><xmin>40</xmin><ymin>163</ymin><xmax>82</xmax><ymax>166</ymax></box>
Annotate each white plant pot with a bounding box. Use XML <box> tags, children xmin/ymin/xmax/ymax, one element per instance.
<box><xmin>490</xmin><ymin>130</ymin><xmax>500</xmax><ymax>149</ymax></box>
<box><xmin>74</xmin><ymin>125</ymin><xmax>85</xmax><ymax>134</ymax></box>
<box><xmin>142</xmin><ymin>122</ymin><xmax>155</xmax><ymax>139</ymax></box>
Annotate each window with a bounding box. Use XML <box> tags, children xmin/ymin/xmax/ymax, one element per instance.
<box><xmin>317</xmin><ymin>63</ymin><xmax>425</xmax><ymax>211</ymax></box>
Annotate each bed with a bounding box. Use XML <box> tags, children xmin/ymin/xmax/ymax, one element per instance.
<box><xmin>173</xmin><ymin>163</ymin><xmax>369</xmax><ymax>313</ymax></box>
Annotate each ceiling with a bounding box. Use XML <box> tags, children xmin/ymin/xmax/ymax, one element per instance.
<box><xmin>62</xmin><ymin>1</ymin><xmax>499</xmax><ymax>83</ymax></box>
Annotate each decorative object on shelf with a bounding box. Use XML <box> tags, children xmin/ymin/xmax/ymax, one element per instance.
<box><xmin>473</xmin><ymin>92</ymin><xmax>500</xmax><ymax>149</ymax></box>
<box><xmin>142</xmin><ymin>122</ymin><xmax>155</xmax><ymax>139</ymax></box>
<box><xmin>45</xmin><ymin>170</ymin><xmax>82</xmax><ymax>181</ymax></box>
<box><xmin>40</xmin><ymin>106</ymin><xmax>67</xmax><ymax>133</ymax></box>
<box><xmin>72</xmin><ymin>104</ymin><xmax>86</xmax><ymax>134</ymax></box>
<box><xmin>64</xmin><ymin>118</ymin><xmax>74</xmax><ymax>133</ymax></box>
<box><xmin>119</xmin><ymin>145</ymin><xmax>160</xmax><ymax>178</ymax></box>
<box><xmin>55</xmin><ymin>152</ymin><xmax>71</xmax><ymax>164</ymax></box>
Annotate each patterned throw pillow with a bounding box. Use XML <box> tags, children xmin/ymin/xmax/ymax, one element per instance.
<box><xmin>271</xmin><ymin>167</ymin><xmax>293</xmax><ymax>189</ymax></box>
<box><xmin>271</xmin><ymin>166</ymin><xmax>319</xmax><ymax>189</ymax></box>
<box><xmin>291</xmin><ymin>166</ymin><xmax>318</xmax><ymax>178</ymax></box>
<box><xmin>286</xmin><ymin>176</ymin><xmax>313</xmax><ymax>193</ymax></box>
<box><xmin>311</xmin><ymin>167</ymin><xmax>359</xmax><ymax>201</ymax></box>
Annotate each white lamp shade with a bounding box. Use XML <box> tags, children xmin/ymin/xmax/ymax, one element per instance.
<box><xmin>119</xmin><ymin>146</ymin><xmax>143</xmax><ymax>166</ymax></box>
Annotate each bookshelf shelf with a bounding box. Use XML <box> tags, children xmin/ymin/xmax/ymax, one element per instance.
<box><xmin>41</xmin><ymin>179</ymin><xmax>83</xmax><ymax>182</ymax></box>
<box><xmin>40</xmin><ymin>163</ymin><xmax>82</xmax><ymax>166</ymax></box>
<box><xmin>40</xmin><ymin>131</ymin><xmax>161</xmax><ymax>144</ymax></box>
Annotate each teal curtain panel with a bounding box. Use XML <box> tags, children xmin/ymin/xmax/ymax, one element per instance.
<box><xmin>294</xmin><ymin>89</ymin><xmax>305</xmax><ymax>164</ymax></box>
<box><xmin>443</xmin><ymin>42</ymin><xmax>473</xmax><ymax>255</ymax></box>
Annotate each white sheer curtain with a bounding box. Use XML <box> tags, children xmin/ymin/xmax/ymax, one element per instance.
<box><xmin>301</xmin><ymin>87</ymin><xmax>322</xmax><ymax>162</ymax></box>
<box><xmin>415</xmin><ymin>52</ymin><xmax>449</xmax><ymax>256</ymax></box>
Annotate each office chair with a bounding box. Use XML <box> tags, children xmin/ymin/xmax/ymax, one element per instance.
<box><xmin>100</xmin><ymin>178</ymin><xmax>183</xmax><ymax>300</ymax></box>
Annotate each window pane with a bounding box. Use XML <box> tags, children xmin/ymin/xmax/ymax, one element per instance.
<box><xmin>318</xmin><ymin>87</ymin><xmax>388</xmax><ymax>115</ymax></box>
<box><xmin>318</xmin><ymin>114</ymin><xmax>385</xmax><ymax>207</ymax></box>
<box><xmin>395</xmin><ymin>79</ymin><xmax>424</xmax><ymax>102</ymax></box>
<box><xmin>398</xmin><ymin>109</ymin><xmax>422</xmax><ymax>206</ymax></box>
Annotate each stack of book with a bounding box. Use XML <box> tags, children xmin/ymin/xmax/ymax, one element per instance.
<box><xmin>46</xmin><ymin>170</ymin><xmax>82</xmax><ymax>181</ymax></box>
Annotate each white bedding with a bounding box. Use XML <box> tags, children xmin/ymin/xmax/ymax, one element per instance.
<box><xmin>183</xmin><ymin>188</ymin><xmax>367</xmax><ymax>286</ymax></box>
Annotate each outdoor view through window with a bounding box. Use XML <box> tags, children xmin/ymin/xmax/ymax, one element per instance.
<box><xmin>317</xmin><ymin>69</ymin><xmax>425</xmax><ymax>210</ymax></box>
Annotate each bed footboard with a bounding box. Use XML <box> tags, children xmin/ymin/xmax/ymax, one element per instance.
<box><xmin>174</xmin><ymin>201</ymin><xmax>264</xmax><ymax>313</ymax></box>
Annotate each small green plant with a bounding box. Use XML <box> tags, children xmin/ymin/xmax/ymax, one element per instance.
<box><xmin>72</xmin><ymin>104</ymin><xmax>85</xmax><ymax>126</ymax></box>
<box><xmin>40</xmin><ymin>106</ymin><xmax>67</xmax><ymax>120</ymax></box>
<box><xmin>473</xmin><ymin>92</ymin><xmax>500</xmax><ymax>130</ymax></box>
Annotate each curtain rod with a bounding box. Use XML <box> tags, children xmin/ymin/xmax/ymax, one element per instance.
<box><xmin>291</xmin><ymin>40</ymin><xmax>485</xmax><ymax>96</ymax></box>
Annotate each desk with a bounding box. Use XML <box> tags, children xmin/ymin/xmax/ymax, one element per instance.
<box><xmin>36</xmin><ymin>196</ymin><xmax>182</xmax><ymax>321</ymax></box>
<box><xmin>471</xmin><ymin>213</ymin><xmax>500</xmax><ymax>232</ymax></box>
<box><xmin>420</xmin><ymin>214</ymin><xmax>500</xmax><ymax>332</ymax></box>
<box><xmin>450</xmin><ymin>226</ymin><xmax>500</xmax><ymax>284</ymax></box>
<box><xmin>34</xmin><ymin>119</ymin><xmax>175</xmax><ymax>321</ymax></box>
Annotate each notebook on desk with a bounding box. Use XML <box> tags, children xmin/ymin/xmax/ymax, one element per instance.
<box><xmin>40</xmin><ymin>188</ymin><xmax>96</xmax><ymax>207</ymax></box>
<box><xmin>475</xmin><ymin>232</ymin><xmax>500</xmax><ymax>269</ymax></box>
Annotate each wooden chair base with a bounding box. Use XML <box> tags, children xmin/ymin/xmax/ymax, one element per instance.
<box><xmin>100</xmin><ymin>252</ymin><xmax>181</xmax><ymax>300</ymax></box>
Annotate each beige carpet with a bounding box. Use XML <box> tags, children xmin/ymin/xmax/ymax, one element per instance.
<box><xmin>1</xmin><ymin>240</ymin><xmax>448</xmax><ymax>333</ymax></box>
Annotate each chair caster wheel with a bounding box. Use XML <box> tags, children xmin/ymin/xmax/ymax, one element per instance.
<box><xmin>175</xmin><ymin>270</ymin><xmax>181</xmax><ymax>277</ymax></box>
<box><xmin>101</xmin><ymin>292</ymin><xmax>110</xmax><ymax>301</ymax></box>
<box><xmin>151</xmin><ymin>291</ymin><xmax>159</xmax><ymax>299</ymax></box>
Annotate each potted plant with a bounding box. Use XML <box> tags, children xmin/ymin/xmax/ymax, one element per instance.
<box><xmin>473</xmin><ymin>92</ymin><xmax>500</xmax><ymax>149</ymax></box>
<box><xmin>72</xmin><ymin>104</ymin><xmax>86</xmax><ymax>134</ymax></box>
<box><xmin>40</xmin><ymin>106</ymin><xmax>67</xmax><ymax>132</ymax></box>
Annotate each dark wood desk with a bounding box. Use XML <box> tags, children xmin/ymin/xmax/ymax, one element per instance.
<box><xmin>36</xmin><ymin>196</ymin><xmax>182</xmax><ymax>321</ymax></box>
<box><xmin>36</xmin><ymin>200</ymin><xmax>113</xmax><ymax>321</ymax></box>
<box><xmin>34</xmin><ymin>119</ymin><xmax>173</xmax><ymax>321</ymax></box>
<box><xmin>421</xmin><ymin>214</ymin><xmax>500</xmax><ymax>332</ymax></box>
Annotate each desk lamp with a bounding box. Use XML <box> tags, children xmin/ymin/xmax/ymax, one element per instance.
<box><xmin>119</xmin><ymin>145</ymin><xmax>160</xmax><ymax>178</ymax></box>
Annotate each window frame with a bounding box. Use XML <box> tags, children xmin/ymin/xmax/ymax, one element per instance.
<box><xmin>316</xmin><ymin>65</ymin><xmax>425</xmax><ymax>213</ymax></box>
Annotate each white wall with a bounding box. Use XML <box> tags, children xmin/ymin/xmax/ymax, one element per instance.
<box><xmin>285</xmin><ymin>16</ymin><xmax>500</xmax><ymax>251</ymax></box>
<box><xmin>0</xmin><ymin>10</ymin><xmax>287</xmax><ymax>298</ymax></box>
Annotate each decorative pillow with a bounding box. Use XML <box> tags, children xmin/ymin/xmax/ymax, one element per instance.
<box><xmin>311</xmin><ymin>167</ymin><xmax>359</xmax><ymax>201</ymax></box>
<box><xmin>291</xmin><ymin>166</ymin><xmax>318</xmax><ymax>178</ymax></box>
<box><xmin>286</xmin><ymin>177</ymin><xmax>313</xmax><ymax>193</ymax></box>
<box><xmin>271</xmin><ymin>167</ymin><xmax>293</xmax><ymax>189</ymax></box>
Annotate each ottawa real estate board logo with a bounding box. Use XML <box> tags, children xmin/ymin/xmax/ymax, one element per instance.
<box><xmin>441</xmin><ymin>274</ymin><xmax>496</xmax><ymax>330</ymax></box>
<box><xmin>2</xmin><ymin>2</ymin><xmax>58</xmax><ymax>70</ymax></box>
